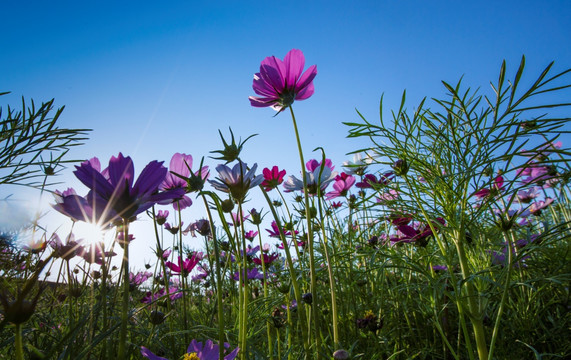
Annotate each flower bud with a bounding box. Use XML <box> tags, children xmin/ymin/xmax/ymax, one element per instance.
<box><xmin>221</xmin><ymin>199</ymin><xmax>235</xmax><ymax>213</ymax></box>
<box><xmin>333</xmin><ymin>349</ymin><xmax>350</xmax><ymax>360</ymax></box>
<box><xmin>392</xmin><ymin>158</ymin><xmax>409</xmax><ymax>176</ymax></box>
<box><xmin>149</xmin><ymin>310</ymin><xmax>166</xmax><ymax>325</ymax></box>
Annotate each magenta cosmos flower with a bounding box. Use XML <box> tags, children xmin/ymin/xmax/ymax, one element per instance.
<box><xmin>141</xmin><ymin>339</ymin><xmax>239</xmax><ymax>360</ymax></box>
<box><xmin>249</xmin><ymin>49</ymin><xmax>317</xmax><ymax>112</ymax></box>
<box><xmin>57</xmin><ymin>153</ymin><xmax>185</xmax><ymax>223</ymax></box>
<box><xmin>261</xmin><ymin>166</ymin><xmax>286</xmax><ymax>192</ymax></box>
<box><xmin>166</xmin><ymin>253</ymin><xmax>201</xmax><ymax>277</ymax></box>
<box><xmin>326</xmin><ymin>172</ymin><xmax>356</xmax><ymax>200</ymax></box>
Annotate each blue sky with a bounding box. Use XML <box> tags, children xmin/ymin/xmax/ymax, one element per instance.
<box><xmin>2</xmin><ymin>1</ymin><xmax>570</xmax><ymax>270</ymax></box>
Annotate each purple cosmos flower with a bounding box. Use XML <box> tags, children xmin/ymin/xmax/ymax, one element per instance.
<box><xmin>160</xmin><ymin>153</ymin><xmax>209</xmax><ymax>210</ymax></box>
<box><xmin>191</xmin><ymin>266</ymin><xmax>210</xmax><ymax>282</ymax></box>
<box><xmin>249</xmin><ymin>49</ymin><xmax>317</xmax><ymax>112</ymax></box>
<box><xmin>209</xmin><ymin>161</ymin><xmax>263</xmax><ymax>203</ymax></box>
<box><xmin>154</xmin><ymin>210</ymin><xmax>169</xmax><ymax>225</ymax></box>
<box><xmin>141</xmin><ymin>339</ymin><xmax>239</xmax><ymax>360</ymax></box>
<box><xmin>129</xmin><ymin>271</ymin><xmax>153</xmax><ymax>288</ymax></box>
<box><xmin>62</xmin><ymin>153</ymin><xmax>185</xmax><ymax>223</ymax></box>
<box><xmin>232</xmin><ymin>267</ymin><xmax>264</xmax><ymax>282</ymax></box>
<box><xmin>516</xmin><ymin>187</ymin><xmax>539</xmax><ymax>203</ymax></box>
<box><xmin>49</xmin><ymin>233</ymin><xmax>82</xmax><ymax>261</ymax></box>
<box><xmin>52</xmin><ymin>188</ymin><xmax>120</xmax><ymax>226</ymax></box>
<box><xmin>190</xmin><ymin>219</ymin><xmax>211</xmax><ymax>237</ymax></box>
<box><xmin>140</xmin><ymin>286</ymin><xmax>183</xmax><ymax>304</ymax></box>
<box><xmin>355</xmin><ymin>172</ymin><xmax>394</xmax><ymax>189</ymax></box>
<box><xmin>519</xmin><ymin>164</ymin><xmax>557</xmax><ymax>187</ymax></box>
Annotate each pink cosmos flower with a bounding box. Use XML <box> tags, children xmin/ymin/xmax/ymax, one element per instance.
<box><xmin>249</xmin><ymin>49</ymin><xmax>317</xmax><ymax>112</ymax></box>
<box><xmin>261</xmin><ymin>166</ymin><xmax>286</xmax><ymax>192</ymax></box>
<box><xmin>376</xmin><ymin>189</ymin><xmax>399</xmax><ymax>203</ymax></box>
<box><xmin>473</xmin><ymin>175</ymin><xmax>504</xmax><ymax>199</ymax></box>
<box><xmin>253</xmin><ymin>252</ymin><xmax>280</xmax><ymax>266</ymax></box>
<box><xmin>266</xmin><ymin>221</ymin><xmax>297</xmax><ymax>238</ymax></box>
<box><xmin>326</xmin><ymin>172</ymin><xmax>356</xmax><ymax>199</ymax></box>
<box><xmin>165</xmin><ymin>254</ymin><xmax>201</xmax><ymax>277</ymax></box>
<box><xmin>529</xmin><ymin>198</ymin><xmax>554</xmax><ymax>216</ymax></box>
<box><xmin>244</xmin><ymin>230</ymin><xmax>258</xmax><ymax>241</ymax></box>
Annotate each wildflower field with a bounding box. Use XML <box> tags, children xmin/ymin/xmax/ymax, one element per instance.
<box><xmin>1</xmin><ymin>50</ymin><xmax>570</xmax><ymax>360</ymax></box>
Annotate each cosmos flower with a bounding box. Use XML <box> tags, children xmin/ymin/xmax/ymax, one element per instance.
<box><xmin>60</xmin><ymin>153</ymin><xmax>185</xmax><ymax>224</ymax></box>
<box><xmin>49</xmin><ymin>233</ymin><xmax>82</xmax><ymax>261</ymax></box>
<box><xmin>154</xmin><ymin>210</ymin><xmax>169</xmax><ymax>225</ymax></box>
<box><xmin>473</xmin><ymin>175</ymin><xmax>505</xmax><ymax>199</ymax></box>
<box><xmin>52</xmin><ymin>188</ymin><xmax>119</xmax><ymax>226</ymax></box>
<box><xmin>283</xmin><ymin>158</ymin><xmax>337</xmax><ymax>195</ymax></box>
<box><xmin>141</xmin><ymin>339</ymin><xmax>239</xmax><ymax>360</ymax></box>
<box><xmin>140</xmin><ymin>286</ymin><xmax>183</xmax><ymax>304</ymax></box>
<box><xmin>232</xmin><ymin>268</ymin><xmax>264</xmax><ymax>282</ymax></box>
<box><xmin>166</xmin><ymin>254</ymin><xmax>201</xmax><ymax>277</ymax></box>
<box><xmin>266</xmin><ymin>221</ymin><xmax>297</xmax><ymax>238</ymax></box>
<box><xmin>529</xmin><ymin>198</ymin><xmax>554</xmax><ymax>216</ymax></box>
<box><xmin>209</xmin><ymin>161</ymin><xmax>263</xmax><ymax>203</ymax></box>
<box><xmin>355</xmin><ymin>172</ymin><xmax>394</xmax><ymax>189</ymax></box>
<box><xmin>160</xmin><ymin>153</ymin><xmax>209</xmax><ymax>210</ymax></box>
<box><xmin>244</xmin><ymin>230</ymin><xmax>258</xmax><ymax>241</ymax></box>
<box><xmin>342</xmin><ymin>153</ymin><xmax>373</xmax><ymax>176</ymax></box>
<box><xmin>249</xmin><ymin>49</ymin><xmax>317</xmax><ymax>112</ymax></box>
<box><xmin>326</xmin><ymin>172</ymin><xmax>356</xmax><ymax>199</ymax></box>
<box><xmin>261</xmin><ymin>166</ymin><xmax>286</xmax><ymax>192</ymax></box>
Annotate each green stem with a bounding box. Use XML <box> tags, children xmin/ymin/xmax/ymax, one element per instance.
<box><xmin>201</xmin><ymin>195</ymin><xmax>226</xmax><ymax>360</ymax></box>
<box><xmin>117</xmin><ymin>220</ymin><xmax>130</xmax><ymax>360</ymax></box>
<box><xmin>289</xmin><ymin>105</ymin><xmax>320</xmax><ymax>359</ymax></box>
<box><xmin>14</xmin><ymin>323</ymin><xmax>24</xmax><ymax>360</ymax></box>
<box><xmin>454</xmin><ymin>231</ymin><xmax>488</xmax><ymax>360</ymax></box>
<box><xmin>256</xmin><ymin>224</ymin><xmax>274</xmax><ymax>360</ymax></box>
<box><xmin>487</xmin><ymin>230</ymin><xmax>515</xmax><ymax>360</ymax></box>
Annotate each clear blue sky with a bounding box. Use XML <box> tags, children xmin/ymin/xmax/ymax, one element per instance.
<box><xmin>2</xmin><ymin>0</ymin><xmax>570</xmax><ymax>271</ymax></box>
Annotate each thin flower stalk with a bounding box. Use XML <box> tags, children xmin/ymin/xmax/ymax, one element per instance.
<box><xmin>200</xmin><ymin>194</ymin><xmax>226</xmax><ymax>360</ymax></box>
<box><xmin>260</xmin><ymin>189</ymin><xmax>310</xmax><ymax>354</ymax></box>
<box><xmin>254</xmin><ymin>223</ymin><xmax>274</xmax><ymax>360</ymax></box>
<box><xmin>289</xmin><ymin>105</ymin><xmax>321</xmax><ymax>357</ymax></box>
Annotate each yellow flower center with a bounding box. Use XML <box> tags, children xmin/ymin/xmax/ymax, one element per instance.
<box><xmin>364</xmin><ymin>310</ymin><xmax>375</xmax><ymax>319</ymax></box>
<box><xmin>182</xmin><ymin>353</ymin><xmax>200</xmax><ymax>360</ymax></box>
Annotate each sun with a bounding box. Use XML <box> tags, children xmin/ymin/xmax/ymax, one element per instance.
<box><xmin>72</xmin><ymin>222</ymin><xmax>112</xmax><ymax>248</ymax></box>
